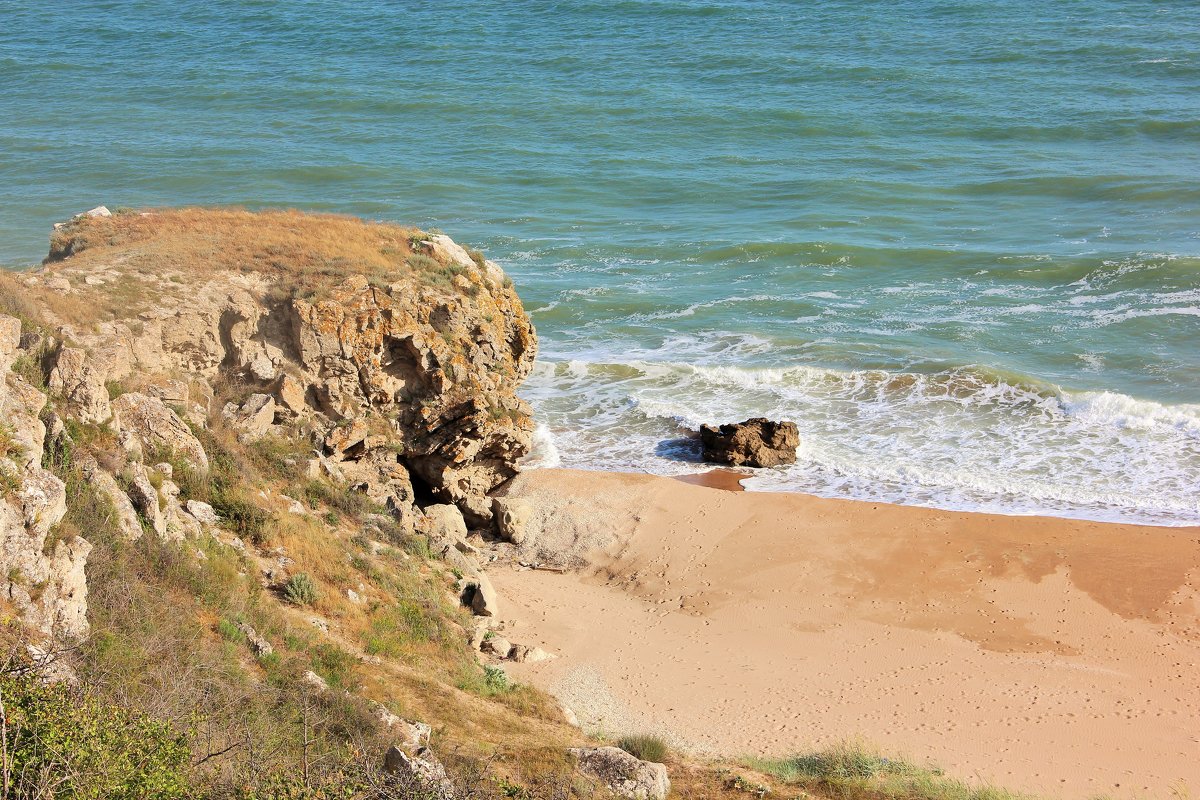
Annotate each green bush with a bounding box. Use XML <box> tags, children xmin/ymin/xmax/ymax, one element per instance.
<box><xmin>617</xmin><ymin>734</ymin><xmax>669</xmax><ymax>763</ymax></box>
<box><xmin>283</xmin><ymin>572</ymin><xmax>319</xmax><ymax>606</ymax></box>
<box><xmin>0</xmin><ymin>671</ymin><xmax>191</xmax><ymax>799</ymax></box>
<box><xmin>483</xmin><ymin>665</ymin><xmax>509</xmax><ymax>693</ymax></box>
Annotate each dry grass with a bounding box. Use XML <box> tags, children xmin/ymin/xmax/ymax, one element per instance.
<box><xmin>33</xmin><ymin>207</ymin><xmax>501</xmax><ymax>327</ymax></box>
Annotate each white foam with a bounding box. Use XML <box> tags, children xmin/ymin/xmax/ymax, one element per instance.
<box><xmin>520</xmin><ymin>357</ymin><xmax>1200</xmax><ymax>526</ymax></box>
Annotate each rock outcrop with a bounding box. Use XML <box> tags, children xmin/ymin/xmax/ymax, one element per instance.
<box><xmin>2</xmin><ymin>208</ymin><xmax>539</xmax><ymax>647</ymax></box>
<box><xmin>569</xmin><ymin>746</ymin><xmax>670</xmax><ymax>800</ymax></box>
<box><xmin>381</xmin><ymin>716</ymin><xmax>456</xmax><ymax>799</ymax></box>
<box><xmin>33</xmin><ymin>208</ymin><xmax>535</xmax><ymax>516</ymax></box>
<box><xmin>1</xmin><ymin>315</ymin><xmax>91</xmax><ymax>641</ymax></box>
<box><xmin>699</xmin><ymin>417</ymin><xmax>799</xmax><ymax>468</ymax></box>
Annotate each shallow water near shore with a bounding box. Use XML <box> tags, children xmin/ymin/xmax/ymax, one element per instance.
<box><xmin>1</xmin><ymin>1</ymin><xmax>1198</xmax><ymax>524</ymax></box>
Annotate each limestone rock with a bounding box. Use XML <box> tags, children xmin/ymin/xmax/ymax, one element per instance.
<box><xmin>275</xmin><ymin>374</ymin><xmax>306</xmax><ymax>413</ymax></box>
<box><xmin>0</xmin><ymin>461</ymin><xmax>90</xmax><ymax>642</ymax></box>
<box><xmin>457</xmin><ymin>494</ymin><xmax>493</xmax><ymax>529</ymax></box>
<box><xmin>0</xmin><ymin>316</ymin><xmax>21</xmax><ymax>372</ymax></box>
<box><xmin>236</xmin><ymin>622</ymin><xmax>273</xmax><ymax>658</ymax></box>
<box><xmin>699</xmin><ymin>417</ymin><xmax>799</xmax><ymax>468</ymax></box>
<box><xmin>302</xmin><ymin>670</ymin><xmax>328</xmax><ymax>692</ymax></box>
<box><xmin>112</xmin><ymin>392</ymin><xmax>209</xmax><ymax>472</ymax></box>
<box><xmin>569</xmin><ymin>746</ymin><xmax>670</xmax><ymax>800</ymax></box>
<box><xmin>419</xmin><ymin>504</ymin><xmax>468</xmax><ymax>550</ymax></box>
<box><xmin>467</xmin><ymin>572</ymin><xmax>498</xmax><ymax>617</ymax></box>
<box><xmin>511</xmin><ymin>645</ymin><xmax>555</xmax><ymax>663</ymax></box>
<box><xmin>481</xmin><ymin>635</ymin><xmax>513</xmax><ymax>659</ymax></box>
<box><xmin>374</xmin><ymin>709</ymin><xmax>431</xmax><ymax>752</ymax></box>
<box><xmin>222</xmin><ymin>393</ymin><xmax>276</xmax><ymax>440</ymax></box>
<box><xmin>383</xmin><ymin>745</ymin><xmax>456</xmax><ymax>800</ymax></box>
<box><xmin>126</xmin><ymin>466</ymin><xmax>165</xmax><ymax>537</ymax></box>
<box><xmin>47</xmin><ymin>346</ymin><xmax>111</xmax><ymax>424</ymax></box>
<box><xmin>185</xmin><ymin>499</ymin><xmax>219</xmax><ymax>526</ymax></box>
<box><xmin>80</xmin><ymin>458</ymin><xmax>142</xmax><ymax>541</ymax></box>
<box><xmin>493</xmin><ymin>497</ymin><xmax>532</xmax><ymax>545</ymax></box>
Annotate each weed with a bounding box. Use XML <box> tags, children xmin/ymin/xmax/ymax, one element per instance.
<box><xmin>283</xmin><ymin>573</ymin><xmax>319</xmax><ymax>606</ymax></box>
<box><xmin>618</xmin><ymin>734</ymin><xmax>669</xmax><ymax>763</ymax></box>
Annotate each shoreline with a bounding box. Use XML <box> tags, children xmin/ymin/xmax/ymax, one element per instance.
<box><xmin>491</xmin><ymin>467</ymin><xmax>1200</xmax><ymax>799</ymax></box>
<box><xmin>534</xmin><ymin>462</ymin><xmax>1200</xmax><ymax>529</ymax></box>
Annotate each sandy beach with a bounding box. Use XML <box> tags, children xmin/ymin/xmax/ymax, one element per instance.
<box><xmin>492</xmin><ymin>468</ymin><xmax>1200</xmax><ymax>799</ymax></box>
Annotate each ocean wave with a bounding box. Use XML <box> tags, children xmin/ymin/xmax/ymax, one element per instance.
<box><xmin>520</xmin><ymin>358</ymin><xmax>1200</xmax><ymax>526</ymax></box>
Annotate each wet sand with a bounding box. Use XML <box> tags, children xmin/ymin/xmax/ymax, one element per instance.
<box><xmin>492</xmin><ymin>469</ymin><xmax>1200</xmax><ymax>799</ymax></box>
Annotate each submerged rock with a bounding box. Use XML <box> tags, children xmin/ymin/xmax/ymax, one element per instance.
<box><xmin>699</xmin><ymin>417</ymin><xmax>799</xmax><ymax>468</ymax></box>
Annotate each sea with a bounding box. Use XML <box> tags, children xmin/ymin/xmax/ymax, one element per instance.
<box><xmin>1</xmin><ymin>1</ymin><xmax>1197</xmax><ymax>525</ymax></box>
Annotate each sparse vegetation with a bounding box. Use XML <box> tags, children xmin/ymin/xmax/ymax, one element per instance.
<box><xmin>0</xmin><ymin>422</ymin><xmax>23</xmax><ymax>461</ymax></box>
<box><xmin>748</xmin><ymin>742</ymin><xmax>1034</xmax><ymax>800</ymax></box>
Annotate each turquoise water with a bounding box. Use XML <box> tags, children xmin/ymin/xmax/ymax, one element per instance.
<box><xmin>2</xmin><ymin>1</ymin><xmax>1198</xmax><ymax>523</ymax></box>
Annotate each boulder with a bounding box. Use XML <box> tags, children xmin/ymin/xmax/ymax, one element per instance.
<box><xmin>47</xmin><ymin>346</ymin><xmax>111</xmax><ymax>424</ymax></box>
<box><xmin>275</xmin><ymin>374</ymin><xmax>306</xmax><ymax>414</ymax></box>
<box><xmin>112</xmin><ymin>393</ymin><xmax>209</xmax><ymax>472</ymax></box>
<box><xmin>492</xmin><ymin>497</ymin><xmax>532</xmax><ymax>545</ymax></box>
<box><xmin>79</xmin><ymin>458</ymin><xmax>142</xmax><ymax>541</ymax></box>
<box><xmin>511</xmin><ymin>645</ymin><xmax>555</xmax><ymax>663</ymax></box>
<box><xmin>699</xmin><ymin>417</ymin><xmax>799</xmax><ymax>468</ymax></box>
<box><xmin>222</xmin><ymin>393</ymin><xmax>276</xmax><ymax>440</ymax></box>
<box><xmin>383</xmin><ymin>745</ymin><xmax>456</xmax><ymax>800</ymax></box>
<box><xmin>569</xmin><ymin>746</ymin><xmax>670</xmax><ymax>800</ymax></box>
<box><xmin>419</xmin><ymin>504</ymin><xmax>468</xmax><ymax>550</ymax></box>
<box><xmin>185</xmin><ymin>499</ymin><xmax>219</xmax><ymax>526</ymax></box>
<box><xmin>480</xmin><ymin>635</ymin><xmax>513</xmax><ymax>659</ymax></box>
<box><xmin>457</xmin><ymin>494</ymin><xmax>493</xmax><ymax>529</ymax></box>
<box><xmin>467</xmin><ymin>572</ymin><xmax>499</xmax><ymax>617</ymax></box>
<box><xmin>126</xmin><ymin>466</ymin><xmax>165</xmax><ymax>537</ymax></box>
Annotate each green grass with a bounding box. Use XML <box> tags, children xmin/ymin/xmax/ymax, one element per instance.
<box><xmin>617</xmin><ymin>734</ymin><xmax>669</xmax><ymax>763</ymax></box>
<box><xmin>748</xmin><ymin>742</ymin><xmax>1035</xmax><ymax>800</ymax></box>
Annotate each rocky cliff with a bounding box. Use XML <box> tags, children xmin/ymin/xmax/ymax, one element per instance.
<box><xmin>0</xmin><ymin>207</ymin><xmax>537</xmax><ymax>644</ymax></box>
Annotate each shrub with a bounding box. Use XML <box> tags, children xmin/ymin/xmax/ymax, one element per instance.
<box><xmin>0</xmin><ymin>670</ymin><xmax>191</xmax><ymax>799</ymax></box>
<box><xmin>483</xmin><ymin>664</ymin><xmax>509</xmax><ymax>693</ymax></box>
<box><xmin>283</xmin><ymin>572</ymin><xmax>318</xmax><ymax>606</ymax></box>
<box><xmin>618</xmin><ymin>734</ymin><xmax>669</xmax><ymax>763</ymax></box>
<box><xmin>10</xmin><ymin>351</ymin><xmax>46</xmax><ymax>389</ymax></box>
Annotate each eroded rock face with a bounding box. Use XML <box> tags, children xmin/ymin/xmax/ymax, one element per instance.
<box><xmin>1</xmin><ymin>317</ymin><xmax>91</xmax><ymax>641</ymax></box>
<box><xmin>113</xmin><ymin>393</ymin><xmax>209</xmax><ymax>472</ymax></box>
<box><xmin>699</xmin><ymin>417</ymin><xmax>799</xmax><ymax>468</ymax></box>
<box><xmin>5</xmin><ymin>211</ymin><xmax>539</xmax><ymax>648</ymax></box>
<box><xmin>570</xmin><ymin>746</ymin><xmax>670</xmax><ymax>800</ymax></box>
<box><xmin>34</xmin><ymin>213</ymin><xmax>536</xmax><ymax>511</ymax></box>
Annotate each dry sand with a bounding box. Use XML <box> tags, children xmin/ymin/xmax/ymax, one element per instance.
<box><xmin>491</xmin><ymin>468</ymin><xmax>1200</xmax><ymax>799</ymax></box>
